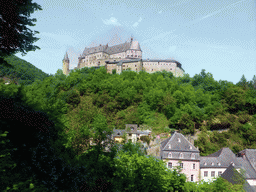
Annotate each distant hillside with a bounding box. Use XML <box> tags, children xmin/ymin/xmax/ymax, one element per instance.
<box><xmin>0</xmin><ymin>55</ymin><xmax>53</xmax><ymax>85</ymax></box>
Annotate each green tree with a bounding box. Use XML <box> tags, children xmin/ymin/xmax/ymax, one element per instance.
<box><xmin>0</xmin><ymin>0</ymin><xmax>42</xmax><ymax>58</ymax></box>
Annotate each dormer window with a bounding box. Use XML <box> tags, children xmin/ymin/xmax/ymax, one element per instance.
<box><xmin>117</xmin><ymin>132</ymin><xmax>120</xmax><ymax>135</ymax></box>
<box><xmin>217</xmin><ymin>162</ymin><xmax>221</xmax><ymax>166</ymax></box>
<box><xmin>131</xmin><ymin>127</ymin><xmax>134</xmax><ymax>131</ymax></box>
<box><xmin>191</xmin><ymin>153</ymin><xmax>195</xmax><ymax>159</ymax></box>
<box><xmin>204</xmin><ymin>162</ymin><xmax>207</xmax><ymax>166</ymax></box>
<box><xmin>178</xmin><ymin>138</ymin><xmax>181</xmax><ymax>142</ymax></box>
<box><xmin>180</xmin><ymin>153</ymin><xmax>183</xmax><ymax>158</ymax></box>
<box><xmin>168</xmin><ymin>144</ymin><xmax>171</xmax><ymax>149</ymax></box>
<box><xmin>189</xmin><ymin>146</ymin><xmax>192</xmax><ymax>150</ymax></box>
<box><xmin>168</xmin><ymin>152</ymin><xmax>172</xmax><ymax>158</ymax></box>
<box><xmin>211</xmin><ymin>163</ymin><xmax>214</xmax><ymax>166</ymax></box>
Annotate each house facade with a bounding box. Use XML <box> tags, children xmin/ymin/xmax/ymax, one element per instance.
<box><xmin>160</xmin><ymin>131</ymin><xmax>200</xmax><ymax>182</ymax></box>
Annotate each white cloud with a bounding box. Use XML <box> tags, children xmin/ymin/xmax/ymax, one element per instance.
<box><xmin>132</xmin><ymin>17</ymin><xmax>143</xmax><ymax>28</ymax></box>
<box><xmin>102</xmin><ymin>17</ymin><xmax>121</xmax><ymax>26</ymax></box>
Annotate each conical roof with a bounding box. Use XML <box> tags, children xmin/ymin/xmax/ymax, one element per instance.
<box><xmin>130</xmin><ymin>40</ymin><xmax>141</xmax><ymax>50</ymax></box>
<box><xmin>64</xmin><ymin>52</ymin><xmax>69</xmax><ymax>60</ymax></box>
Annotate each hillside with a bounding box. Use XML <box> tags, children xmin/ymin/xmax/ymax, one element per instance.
<box><xmin>13</xmin><ymin>66</ymin><xmax>256</xmax><ymax>157</ymax></box>
<box><xmin>0</xmin><ymin>55</ymin><xmax>53</xmax><ymax>85</ymax></box>
<box><xmin>1</xmin><ymin>64</ymin><xmax>254</xmax><ymax>191</ymax></box>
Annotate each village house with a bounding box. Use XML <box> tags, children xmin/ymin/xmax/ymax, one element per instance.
<box><xmin>111</xmin><ymin>124</ymin><xmax>152</xmax><ymax>144</ymax></box>
<box><xmin>160</xmin><ymin>131</ymin><xmax>200</xmax><ymax>182</ymax></box>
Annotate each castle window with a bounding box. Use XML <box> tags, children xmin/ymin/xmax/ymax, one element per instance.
<box><xmin>204</xmin><ymin>162</ymin><xmax>207</xmax><ymax>166</ymax></box>
<box><xmin>193</xmin><ymin>163</ymin><xmax>195</xmax><ymax>169</ymax></box>
<box><xmin>211</xmin><ymin>162</ymin><xmax>214</xmax><ymax>166</ymax></box>
<box><xmin>191</xmin><ymin>175</ymin><xmax>194</xmax><ymax>181</ymax></box>
<box><xmin>152</xmin><ymin>69</ymin><xmax>153</xmax><ymax>71</ymax></box>
<box><xmin>204</xmin><ymin>171</ymin><xmax>208</xmax><ymax>177</ymax></box>
<box><xmin>135</xmin><ymin>65</ymin><xmax>137</xmax><ymax>67</ymax></box>
<box><xmin>217</xmin><ymin>162</ymin><xmax>221</xmax><ymax>166</ymax></box>
<box><xmin>180</xmin><ymin>163</ymin><xmax>183</xmax><ymax>168</ymax></box>
<box><xmin>168</xmin><ymin>144</ymin><xmax>171</xmax><ymax>149</ymax></box>
<box><xmin>168</xmin><ymin>152</ymin><xmax>172</xmax><ymax>158</ymax></box>
<box><xmin>191</xmin><ymin>153</ymin><xmax>195</xmax><ymax>159</ymax></box>
<box><xmin>190</xmin><ymin>146</ymin><xmax>192</xmax><ymax>150</ymax></box>
<box><xmin>178</xmin><ymin>138</ymin><xmax>181</xmax><ymax>142</ymax></box>
<box><xmin>218</xmin><ymin>171</ymin><xmax>222</xmax><ymax>176</ymax></box>
<box><xmin>180</xmin><ymin>153</ymin><xmax>183</xmax><ymax>158</ymax></box>
<box><xmin>168</xmin><ymin>162</ymin><xmax>172</xmax><ymax>168</ymax></box>
<box><xmin>211</xmin><ymin>171</ymin><xmax>215</xmax><ymax>177</ymax></box>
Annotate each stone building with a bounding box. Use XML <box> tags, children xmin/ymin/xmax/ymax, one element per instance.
<box><xmin>62</xmin><ymin>37</ymin><xmax>184</xmax><ymax>76</ymax></box>
<box><xmin>160</xmin><ymin>131</ymin><xmax>200</xmax><ymax>182</ymax></box>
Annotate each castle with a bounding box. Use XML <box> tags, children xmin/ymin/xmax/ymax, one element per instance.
<box><xmin>62</xmin><ymin>37</ymin><xmax>184</xmax><ymax>76</ymax></box>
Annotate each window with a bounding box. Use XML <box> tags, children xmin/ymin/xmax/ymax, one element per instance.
<box><xmin>180</xmin><ymin>163</ymin><xmax>183</xmax><ymax>168</ymax></box>
<box><xmin>129</xmin><ymin>134</ymin><xmax>132</xmax><ymax>136</ymax></box>
<box><xmin>204</xmin><ymin>162</ymin><xmax>207</xmax><ymax>166</ymax></box>
<box><xmin>204</xmin><ymin>171</ymin><xmax>208</xmax><ymax>177</ymax></box>
<box><xmin>131</xmin><ymin>55</ymin><xmax>133</xmax><ymax>57</ymax></box>
<box><xmin>117</xmin><ymin>132</ymin><xmax>120</xmax><ymax>135</ymax></box>
<box><xmin>135</xmin><ymin>65</ymin><xmax>137</xmax><ymax>67</ymax></box>
<box><xmin>191</xmin><ymin>175</ymin><xmax>194</xmax><ymax>182</ymax></box>
<box><xmin>152</xmin><ymin>69</ymin><xmax>153</xmax><ymax>71</ymax></box>
<box><xmin>211</xmin><ymin>162</ymin><xmax>214</xmax><ymax>166</ymax></box>
<box><xmin>180</xmin><ymin>153</ymin><xmax>183</xmax><ymax>158</ymax></box>
<box><xmin>193</xmin><ymin>163</ymin><xmax>195</xmax><ymax>169</ymax></box>
<box><xmin>217</xmin><ymin>162</ymin><xmax>221</xmax><ymax>166</ymax></box>
<box><xmin>211</xmin><ymin>171</ymin><xmax>215</xmax><ymax>177</ymax></box>
<box><xmin>168</xmin><ymin>152</ymin><xmax>172</xmax><ymax>158</ymax></box>
<box><xmin>178</xmin><ymin>138</ymin><xmax>181</xmax><ymax>142</ymax></box>
<box><xmin>190</xmin><ymin>146</ymin><xmax>192</xmax><ymax>149</ymax></box>
<box><xmin>191</xmin><ymin>154</ymin><xmax>195</xmax><ymax>159</ymax></box>
<box><xmin>168</xmin><ymin>144</ymin><xmax>171</xmax><ymax>149</ymax></box>
<box><xmin>168</xmin><ymin>162</ymin><xmax>172</xmax><ymax>168</ymax></box>
<box><xmin>218</xmin><ymin>171</ymin><xmax>222</xmax><ymax>176</ymax></box>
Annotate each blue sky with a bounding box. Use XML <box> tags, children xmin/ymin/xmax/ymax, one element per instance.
<box><xmin>15</xmin><ymin>0</ymin><xmax>256</xmax><ymax>84</ymax></box>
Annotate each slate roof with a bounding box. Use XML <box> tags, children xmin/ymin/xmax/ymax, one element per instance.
<box><xmin>112</xmin><ymin>129</ymin><xmax>126</xmax><ymax>137</ymax></box>
<box><xmin>82</xmin><ymin>39</ymin><xmax>141</xmax><ymax>57</ymax></box>
<box><xmin>106</xmin><ymin>58</ymin><xmax>142</xmax><ymax>65</ymax></box>
<box><xmin>238</xmin><ymin>149</ymin><xmax>256</xmax><ymax>171</ymax></box>
<box><xmin>125</xmin><ymin>124</ymin><xmax>138</xmax><ymax>134</ymax></box>
<box><xmin>63</xmin><ymin>52</ymin><xmax>69</xmax><ymax>60</ymax></box>
<box><xmin>221</xmin><ymin>164</ymin><xmax>255</xmax><ymax>192</ymax></box>
<box><xmin>160</xmin><ymin>132</ymin><xmax>200</xmax><ymax>160</ymax></box>
<box><xmin>200</xmin><ymin>148</ymin><xmax>240</xmax><ymax>168</ymax></box>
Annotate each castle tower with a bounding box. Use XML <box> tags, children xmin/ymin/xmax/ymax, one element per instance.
<box><xmin>62</xmin><ymin>52</ymin><xmax>70</xmax><ymax>75</ymax></box>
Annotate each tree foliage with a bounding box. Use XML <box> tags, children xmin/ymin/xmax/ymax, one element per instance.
<box><xmin>0</xmin><ymin>0</ymin><xmax>42</xmax><ymax>58</ymax></box>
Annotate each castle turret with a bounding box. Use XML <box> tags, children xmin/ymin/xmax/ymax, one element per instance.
<box><xmin>62</xmin><ymin>52</ymin><xmax>70</xmax><ymax>75</ymax></box>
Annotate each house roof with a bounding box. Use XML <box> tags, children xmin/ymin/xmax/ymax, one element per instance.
<box><xmin>200</xmin><ymin>148</ymin><xmax>240</xmax><ymax>168</ymax></box>
<box><xmin>238</xmin><ymin>149</ymin><xmax>256</xmax><ymax>171</ymax></box>
<box><xmin>221</xmin><ymin>164</ymin><xmax>255</xmax><ymax>192</ymax></box>
<box><xmin>160</xmin><ymin>132</ymin><xmax>199</xmax><ymax>152</ymax></box>
<box><xmin>112</xmin><ymin>129</ymin><xmax>126</xmax><ymax>137</ymax></box>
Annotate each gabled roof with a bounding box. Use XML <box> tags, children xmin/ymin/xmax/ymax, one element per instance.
<box><xmin>63</xmin><ymin>52</ymin><xmax>69</xmax><ymax>60</ymax></box>
<box><xmin>238</xmin><ymin>149</ymin><xmax>256</xmax><ymax>171</ymax></box>
<box><xmin>200</xmin><ymin>148</ymin><xmax>239</xmax><ymax>168</ymax></box>
<box><xmin>112</xmin><ymin>129</ymin><xmax>126</xmax><ymax>137</ymax></box>
<box><xmin>160</xmin><ymin>132</ymin><xmax>199</xmax><ymax>152</ymax></box>
<box><xmin>82</xmin><ymin>39</ymin><xmax>142</xmax><ymax>57</ymax></box>
<box><xmin>221</xmin><ymin>164</ymin><xmax>255</xmax><ymax>192</ymax></box>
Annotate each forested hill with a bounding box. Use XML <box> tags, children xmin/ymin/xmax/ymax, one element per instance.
<box><xmin>1</xmin><ymin>65</ymin><xmax>256</xmax><ymax>191</ymax></box>
<box><xmin>13</xmin><ymin>66</ymin><xmax>256</xmax><ymax>157</ymax></box>
<box><xmin>0</xmin><ymin>55</ymin><xmax>53</xmax><ymax>85</ymax></box>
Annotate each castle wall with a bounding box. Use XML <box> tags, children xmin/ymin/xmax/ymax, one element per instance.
<box><xmin>143</xmin><ymin>61</ymin><xmax>177</xmax><ymax>73</ymax></box>
<box><xmin>121</xmin><ymin>61</ymin><xmax>142</xmax><ymax>72</ymax></box>
<box><xmin>106</xmin><ymin>64</ymin><xmax>117</xmax><ymax>74</ymax></box>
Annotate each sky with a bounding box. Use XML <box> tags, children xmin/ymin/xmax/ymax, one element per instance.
<box><xmin>15</xmin><ymin>0</ymin><xmax>256</xmax><ymax>84</ymax></box>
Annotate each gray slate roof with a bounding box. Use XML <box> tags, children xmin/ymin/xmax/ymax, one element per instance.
<box><xmin>63</xmin><ymin>52</ymin><xmax>69</xmax><ymax>60</ymax></box>
<box><xmin>160</xmin><ymin>132</ymin><xmax>200</xmax><ymax>160</ymax></box>
<box><xmin>82</xmin><ymin>39</ymin><xmax>142</xmax><ymax>57</ymax></box>
<box><xmin>112</xmin><ymin>129</ymin><xmax>126</xmax><ymax>137</ymax></box>
<box><xmin>238</xmin><ymin>149</ymin><xmax>256</xmax><ymax>171</ymax></box>
<box><xmin>221</xmin><ymin>164</ymin><xmax>255</xmax><ymax>192</ymax></box>
<box><xmin>200</xmin><ymin>147</ymin><xmax>241</xmax><ymax>168</ymax></box>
